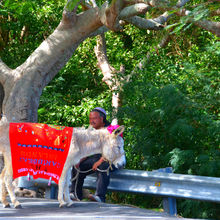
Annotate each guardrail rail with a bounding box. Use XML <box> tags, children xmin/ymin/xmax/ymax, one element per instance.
<box><xmin>17</xmin><ymin>168</ymin><xmax>220</xmax><ymax>216</ymax></box>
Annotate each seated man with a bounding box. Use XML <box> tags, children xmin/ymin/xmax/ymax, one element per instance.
<box><xmin>70</xmin><ymin>107</ymin><xmax>124</xmax><ymax>203</ymax></box>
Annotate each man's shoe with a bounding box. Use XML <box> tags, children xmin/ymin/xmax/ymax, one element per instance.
<box><xmin>70</xmin><ymin>193</ymin><xmax>79</xmax><ymax>201</ymax></box>
<box><xmin>88</xmin><ymin>194</ymin><xmax>102</xmax><ymax>202</ymax></box>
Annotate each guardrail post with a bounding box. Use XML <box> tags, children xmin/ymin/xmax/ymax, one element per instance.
<box><xmin>156</xmin><ymin>167</ymin><xmax>177</xmax><ymax>216</ymax></box>
<box><xmin>50</xmin><ymin>185</ymin><xmax>58</xmax><ymax>199</ymax></box>
<box><xmin>162</xmin><ymin>197</ymin><xmax>177</xmax><ymax>216</ymax></box>
<box><xmin>17</xmin><ymin>176</ymin><xmax>38</xmax><ymax>191</ymax></box>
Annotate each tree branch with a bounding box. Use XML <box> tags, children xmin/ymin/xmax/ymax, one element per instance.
<box><xmin>0</xmin><ymin>83</ymin><xmax>4</xmax><ymax>117</ymax></box>
<box><xmin>94</xmin><ymin>34</ymin><xmax>124</xmax><ymax>122</ymax></box>
<box><xmin>176</xmin><ymin>0</ymin><xmax>190</xmax><ymax>7</ymax></box>
<box><xmin>62</xmin><ymin>0</ymin><xmax>85</xmax><ymax>25</ymax></box>
<box><xmin>94</xmin><ymin>34</ymin><xmax>115</xmax><ymax>88</ymax></box>
<box><xmin>125</xmin><ymin>16</ymin><xmax>164</xmax><ymax>30</ymax></box>
<box><xmin>125</xmin><ymin>27</ymin><xmax>173</xmax><ymax>83</ymax></box>
<box><xmin>126</xmin><ymin>0</ymin><xmax>170</xmax><ymax>7</ymax></box>
<box><xmin>176</xmin><ymin>9</ymin><xmax>220</xmax><ymax>37</ymax></box>
<box><xmin>158</xmin><ymin>31</ymin><xmax>172</xmax><ymax>48</ymax></box>
<box><xmin>100</xmin><ymin>0</ymin><xmax>125</xmax><ymax>31</ymax></box>
<box><xmin>194</xmin><ymin>20</ymin><xmax>220</xmax><ymax>37</ymax></box>
<box><xmin>122</xmin><ymin>0</ymin><xmax>185</xmax><ymax>31</ymax></box>
<box><xmin>89</xmin><ymin>0</ymin><xmax>98</xmax><ymax>8</ymax></box>
<box><xmin>210</xmin><ymin>8</ymin><xmax>220</xmax><ymax>16</ymax></box>
<box><xmin>119</xmin><ymin>3</ymin><xmax>151</xmax><ymax>19</ymax></box>
<box><xmin>88</xmin><ymin>26</ymin><xmax>109</xmax><ymax>38</ymax></box>
<box><xmin>152</xmin><ymin>12</ymin><xmax>169</xmax><ymax>24</ymax></box>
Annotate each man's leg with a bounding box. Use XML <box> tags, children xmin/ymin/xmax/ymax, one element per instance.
<box><xmin>89</xmin><ymin>162</ymin><xmax>117</xmax><ymax>203</ymax></box>
<box><xmin>70</xmin><ymin>155</ymin><xmax>102</xmax><ymax>200</ymax></box>
<box><xmin>94</xmin><ymin>161</ymin><xmax>110</xmax><ymax>202</ymax></box>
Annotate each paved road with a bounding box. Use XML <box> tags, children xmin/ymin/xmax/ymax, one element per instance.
<box><xmin>0</xmin><ymin>198</ymin><xmax>200</xmax><ymax>220</ymax></box>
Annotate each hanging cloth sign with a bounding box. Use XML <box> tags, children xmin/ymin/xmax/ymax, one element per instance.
<box><xmin>9</xmin><ymin>122</ymin><xmax>73</xmax><ymax>184</ymax></box>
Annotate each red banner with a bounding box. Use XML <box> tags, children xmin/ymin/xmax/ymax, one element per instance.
<box><xmin>9</xmin><ymin>123</ymin><xmax>73</xmax><ymax>184</ymax></box>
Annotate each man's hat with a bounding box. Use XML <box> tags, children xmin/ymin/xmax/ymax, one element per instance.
<box><xmin>93</xmin><ymin>107</ymin><xmax>106</xmax><ymax>116</ymax></box>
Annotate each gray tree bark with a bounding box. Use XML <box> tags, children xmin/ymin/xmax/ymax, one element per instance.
<box><xmin>0</xmin><ymin>7</ymin><xmax>102</xmax><ymax>122</ymax></box>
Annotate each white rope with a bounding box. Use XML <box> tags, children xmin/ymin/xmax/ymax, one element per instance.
<box><xmin>71</xmin><ymin>163</ymin><xmax>112</xmax><ymax>201</ymax></box>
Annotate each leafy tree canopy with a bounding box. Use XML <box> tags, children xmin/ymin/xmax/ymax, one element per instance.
<box><xmin>0</xmin><ymin>0</ymin><xmax>219</xmax><ymax>218</ymax></box>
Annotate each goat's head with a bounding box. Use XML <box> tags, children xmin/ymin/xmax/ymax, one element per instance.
<box><xmin>102</xmin><ymin>126</ymin><xmax>126</xmax><ymax>169</ymax></box>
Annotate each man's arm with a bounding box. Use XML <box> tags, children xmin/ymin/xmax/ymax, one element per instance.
<box><xmin>92</xmin><ymin>157</ymin><xmax>106</xmax><ymax>170</ymax></box>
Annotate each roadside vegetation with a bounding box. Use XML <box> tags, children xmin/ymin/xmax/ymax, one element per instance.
<box><xmin>1</xmin><ymin>0</ymin><xmax>219</xmax><ymax>218</ymax></box>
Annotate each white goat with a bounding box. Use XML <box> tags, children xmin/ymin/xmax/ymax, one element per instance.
<box><xmin>0</xmin><ymin>122</ymin><xmax>125</xmax><ymax>208</ymax></box>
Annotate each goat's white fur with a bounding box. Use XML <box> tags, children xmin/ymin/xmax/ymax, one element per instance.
<box><xmin>0</xmin><ymin>122</ymin><xmax>125</xmax><ymax>208</ymax></box>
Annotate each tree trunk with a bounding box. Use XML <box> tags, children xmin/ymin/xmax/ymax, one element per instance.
<box><xmin>0</xmin><ymin>5</ymin><xmax>105</xmax><ymax>179</ymax></box>
<box><xmin>0</xmin><ymin>8</ymin><xmax>103</xmax><ymax>123</ymax></box>
<box><xmin>94</xmin><ymin>34</ymin><xmax>124</xmax><ymax>124</ymax></box>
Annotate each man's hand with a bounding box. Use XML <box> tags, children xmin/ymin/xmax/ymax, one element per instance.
<box><xmin>92</xmin><ymin>157</ymin><xmax>105</xmax><ymax>170</ymax></box>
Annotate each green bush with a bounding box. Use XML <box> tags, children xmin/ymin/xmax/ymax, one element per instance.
<box><xmin>118</xmin><ymin>42</ymin><xmax>219</xmax><ymax>218</ymax></box>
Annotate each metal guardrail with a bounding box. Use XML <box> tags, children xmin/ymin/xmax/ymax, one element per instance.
<box><xmin>84</xmin><ymin>168</ymin><xmax>220</xmax><ymax>203</ymax></box>
<box><xmin>84</xmin><ymin>167</ymin><xmax>177</xmax><ymax>215</ymax></box>
<box><xmin>17</xmin><ymin>168</ymin><xmax>220</xmax><ymax>215</ymax></box>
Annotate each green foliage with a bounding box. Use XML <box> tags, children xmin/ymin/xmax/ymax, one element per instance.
<box><xmin>166</xmin><ymin>1</ymin><xmax>220</xmax><ymax>34</ymax></box>
<box><xmin>1</xmin><ymin>0</ymin><xmax>219</xmax><ymax>218</ymax></box>
<box><xmin>118</xmin><ymin>39</ymin><xmax>219</xmax><ymax>218</ymax></box>
<box><xmin>0</xmin><ymin>0</ymin><xmax>65</xmax><ymax>68</ymax></box>
<box><xmin>38</xmin><ymin>37</ymin><xmax>113</xmax><ymax>127</ymax></box>
<box><xmin>65</xmin><ymin>0</ymin><xmax>80</xmax><ymax>11</ymax></box>
<box><xmin>178</xmin><ymin>200</ymin><xmax>220</xmax><ymax>219</ymax></box>
<box><xmin>120</xmin><ymin>38</ymin><xmax>219</xmax><ymax>172</ymax></box>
